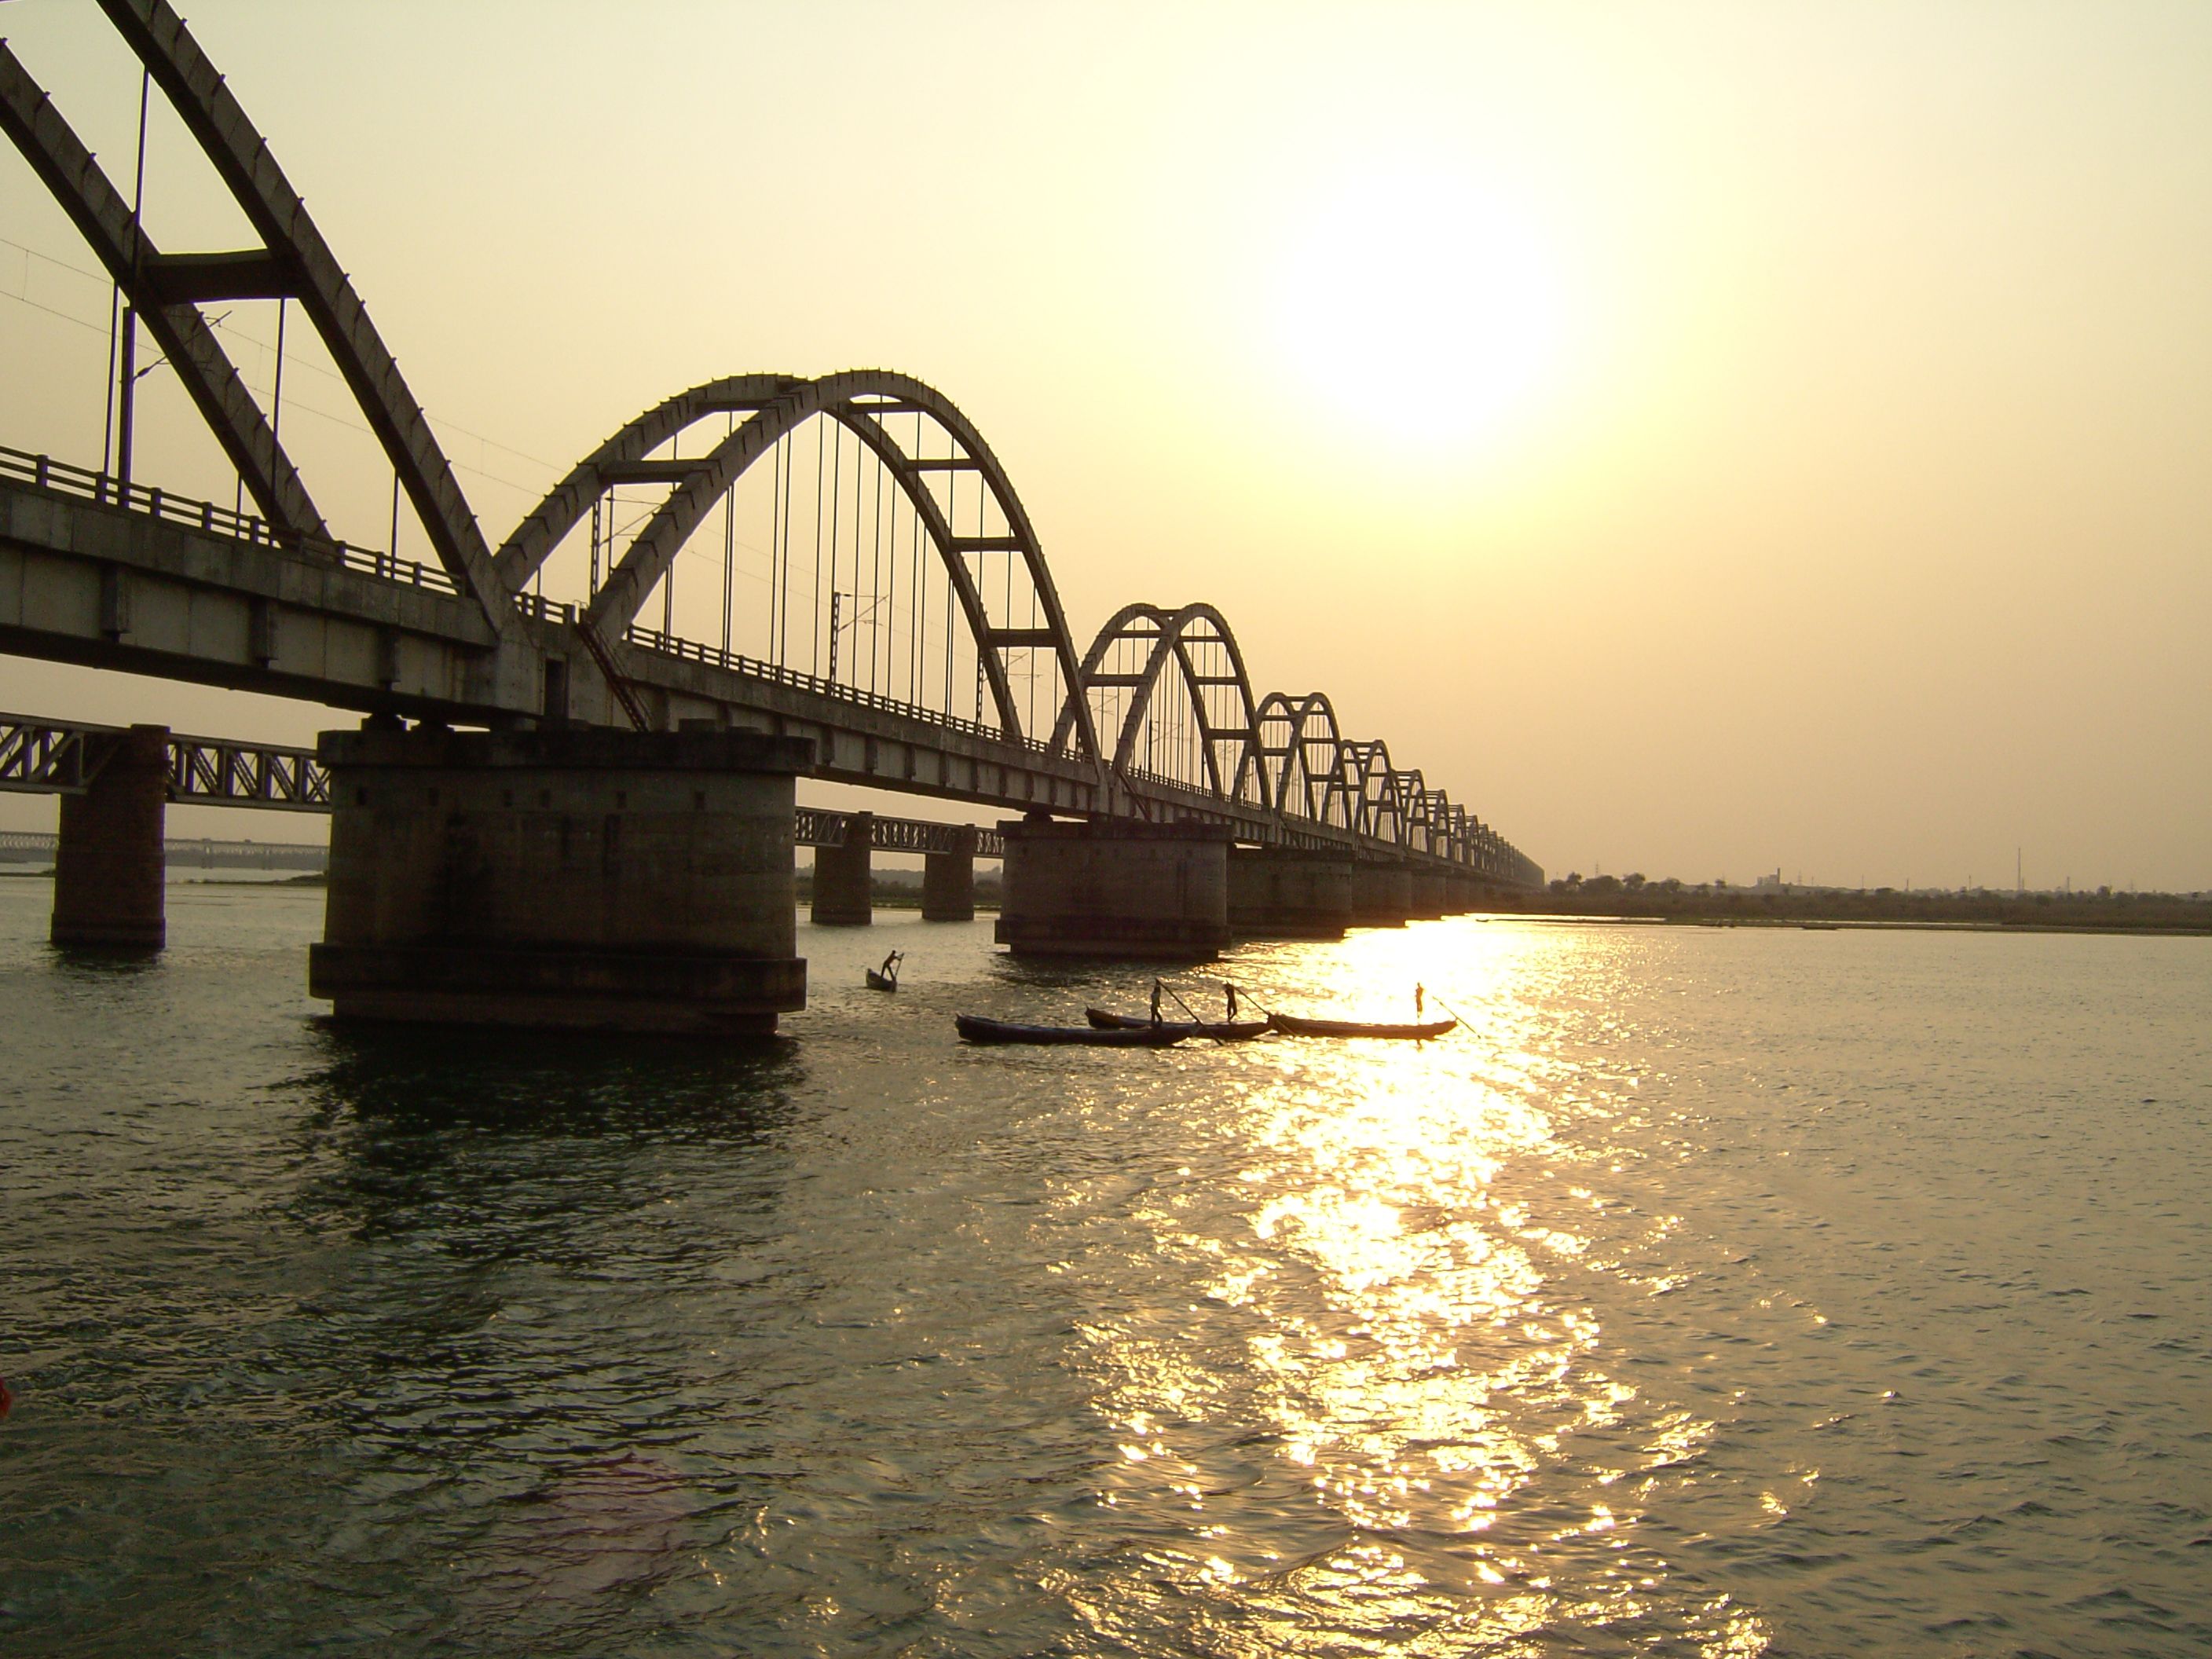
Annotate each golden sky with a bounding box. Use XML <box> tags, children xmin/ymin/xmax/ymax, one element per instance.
<box><xmin>2</xmin><ymin>1</ymin><xmax>2207</xmax><ymax>888</ymax></box>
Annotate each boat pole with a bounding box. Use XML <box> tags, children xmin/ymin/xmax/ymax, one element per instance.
<box><xmin>1426</xmin><ymin>987</ymin><xmax>1472</xmax><ymax>1037</ymax></box>
<box><xmin>1162</xmin><ymin>980</ymin><xmax>1230</xmax><ymax>1046</ymax></box>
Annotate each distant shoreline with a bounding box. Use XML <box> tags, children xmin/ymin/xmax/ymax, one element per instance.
<box><xmin>1481</xmin><ymin>887</ymin><xmax>2211</xmax><ymax>936</ymax></box>
<box><xmin>1487</xmin><ymin>911</ymin><xmax>2211</xmax><ymax>938</ymax></box>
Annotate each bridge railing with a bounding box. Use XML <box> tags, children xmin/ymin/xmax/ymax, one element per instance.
<box><xmin>0</xmin><ymin>445</ymin><xmax>461</xmax><ymax>598</ymax></box>
<box><xmin>620</xmin><ymin>622</ymin><xmax>1053</xmax><ymax>756</ymax></box>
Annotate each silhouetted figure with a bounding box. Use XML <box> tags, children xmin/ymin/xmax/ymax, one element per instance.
<box><xmin>1415</xmin><ymin>982</ymin><xmax>1425</xmax><ymax>1019</ymax></box>
<box><xmin>1150</xmin><ymin>979</ymin><xmax>1164</xmax><ymax>1026</ymax></box>
<box><xmin>1225</xmin><ymin>982</ymin><xmax>1240</xmax><ymax>1020</ymax></box>
<box><xmin>880</xmin><ymin>950</ymin><xmax>903</xmax><ymax>987</ymax></box>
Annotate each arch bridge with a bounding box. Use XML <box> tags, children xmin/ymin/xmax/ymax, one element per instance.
<box><xmin>0</xmin><ymin>0</ymin><xmax>1537</xmax><ymax>888</ymax></box>
<box><xmin>0</xmin><ymin>2</ymin><xmax>1540</xmax><ymax>1020</ymax></box>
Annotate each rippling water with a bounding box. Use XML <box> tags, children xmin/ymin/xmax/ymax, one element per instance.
<box><xmin>2</xmin><ymin>878</ymin><xmax>2207</xmax><ymax>1656</ymax></box>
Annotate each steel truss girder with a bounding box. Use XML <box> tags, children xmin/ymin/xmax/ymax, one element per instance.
<box><xmin>0</xmin><ymin>711</ymin><xmax>327</xmax><ymax>811</ymax></box>
<box><xmin>793</xmin><ymin>808</ymin><xmax>1004</xmax><ymax>858</ymax></box>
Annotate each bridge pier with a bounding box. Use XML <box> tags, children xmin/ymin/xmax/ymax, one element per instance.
<box><xmin>1409</xmin><ymin>870</ymin><xmax>1449</xmax><ymax>920</ymax></box>
<box><xmin>1228</xmin><ymin>847</ymin><xmax>1354</xmax><ymax>939</ymax></box>
<box><xmin>995</xmin><ymin>817</ymin><xmax>1231</xmax><ymax>959</ymax></box>
<box><xmin>49</xmin><ymin>723</ymin><xmax>168</xmax><ymax>950</ymax></box>
<box><xmin>1350</xmin><ymin>862</ymin><xmax>1412</xmax><ymax>928</ymax></box>
<box><xmin>921</xmin><ymin>826</ymin><xmax>977</xmax><ymax>921</ymax></box>
<box><xmin>309</xmin><ymin>725</ymin><xmax>810</xmax><ymax>1035</ymax></box>
<box><xmin>811</xmin><ymin>811</ymin><xmax>873</xmax><ymax>926</ymax></box>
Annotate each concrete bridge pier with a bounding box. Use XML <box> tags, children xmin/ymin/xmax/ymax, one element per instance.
<box><xmin>1350</xmin><ymin>862</ymin><xmax>1413</xmax><ymax>928</ymax></box>
<box><xmin>1228</xmin><ymin>847</ymin><xmax>1354</xmax><ymax>939</ymax></box>
<box><xmin>49</xmin><ymin>722</ymin><xmax>169</xmax><ymax>950</ymax></box>
<box><xmin>1409</xmin><ymin>870</ymin><xmax>1449</xmax><ymax>920</ymax></box>
<box><xmin>811</xmin><ymin>811</ymin><xmax>873</xmax><ymax>926</ymax></box>
<box><xmin>996</xmin><ymin>817</ymin><xmax>1231</xmax><ymax>959</ymax></box>
<box><xmin>921</xmin><ymin>826</ymin><xmax>977</xmax><ymax>921</ymax></box>
<box><xmin>309</xmin><ymin>724</ymin><xmax>810</xmax><ymax>1035</ymax></box>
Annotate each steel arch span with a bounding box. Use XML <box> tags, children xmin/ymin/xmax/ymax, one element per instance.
<box><xmin>1053</xmin><ymin>602</ymin><xmax>1267</xmax><ymax>808</ymax></box>
<box><xmin>1245</xmin><ymin>692</ymin><xmax>1357</xmax><ymax>830</ymax></box>
<box><xmin>0</xmin><ymin>0</ymin><xmax>516</xmax><ymax>632</ymax></box>
<box><xmin>500</xmin><ymin>371</ymin><xmax>1103</xmax><ymax>763</ymax></box>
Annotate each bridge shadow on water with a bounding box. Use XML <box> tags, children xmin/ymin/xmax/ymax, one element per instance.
<box><xmin>269</xmin><ymin>1025</ymin><xmax>815</xmax><ymax>1295</ymax></box>
<box><xmin>45</xmin><ymin>938</ymin><xmax>167</xmax><ymax>975</ymax></box>
<box><xmin>288</xmin><ymin>1020</ymin><xmax>808</xmax><ymax>1146</ymax></box>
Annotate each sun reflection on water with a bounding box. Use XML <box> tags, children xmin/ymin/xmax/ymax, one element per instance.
<box><xmin>1064</xmin><ymin>920</ymin><xmax>1768</xmax><ymax>1654</ymax></box>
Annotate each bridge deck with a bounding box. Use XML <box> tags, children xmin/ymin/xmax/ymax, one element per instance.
<box><xmin>0</xmin><ymin>457</ymin><xmax>1534</xmax><ymax>883</ymax></box>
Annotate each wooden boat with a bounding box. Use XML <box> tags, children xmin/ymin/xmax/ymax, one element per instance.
<box><xmin>1086</xmin><ymin>1007</ymin><xmax>1271</xmax><ymax>1040</ymax></box>
<box><xmin>956</xmin><ymin>1013</ymin><xmax>1188</xmax><ymax>1047</ymax></box>
<box><xmin>1267</xmin><ymin>1013</ymin><xmax>1458</xmax><ymax>1040</ymax></box>
<box><xmin>865</xmin><ymin>969</ymin><xmax>899</xmax><ymax>991</ymax></box>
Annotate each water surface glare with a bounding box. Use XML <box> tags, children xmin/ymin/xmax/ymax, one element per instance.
<box><xmin>2</xmin><ymin>881</ymin><xmax>2207</xmax><ymax>1655</ymax></box>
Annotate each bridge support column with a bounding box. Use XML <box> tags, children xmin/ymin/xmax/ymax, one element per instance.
<box><xmin>995</xmin><ymin>818</ymin><xmax>1231</xmax><ymax>960</ymax></box>
<box><xmin>309</xmin><ymin>725</ymin><xmax>810</xmax><ymax>1035</ymax></box>
<box><xmin>50</xmin><ymin>723</ymin><xmax>168</xmax><ymax>950</ymax></box>
<box><xmin>1409</xmin><ymin>870</ymin><xmax>1448</xmax><ymax>919</ymax></box>
<box><xmin>1227</xmin><ymin>847</ymin><xmax>1354</xmax><ymax>939</ymax></box>
<box><xmin>921</xmin><ymin>826</ymin><xmax>977</xmax><ymax>921</ymax></box>
<box><xmin>811</xmin><ymin>812</ymin><xmax>873</xmax><ymax>926</ymax></box>
<box><xmin>1350</xmin><ymin>862</ymin><xmax>1412</xmax><ymax>928</ymax></box>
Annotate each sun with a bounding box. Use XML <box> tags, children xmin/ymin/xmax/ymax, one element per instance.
<box><xmin>1273</xmin><ymin>167</ymin><xmax>1564</xmax><ymax>452</ymax></box>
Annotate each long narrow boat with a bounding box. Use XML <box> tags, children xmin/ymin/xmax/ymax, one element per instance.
<box><xmin>955</xmin><ymin>1013</ymin><xmax>1188</xmax><ymax>1047</ymax></box>
<box><xmin>1086</xmin><ymin>1008</ymin><xmax>1272</xmax><ymax>1040</ymax></box>
<box><xmin>1268</xmin><ymin>1013</ymin><xmax>1458</xmax><ymax>1040</ymax></box>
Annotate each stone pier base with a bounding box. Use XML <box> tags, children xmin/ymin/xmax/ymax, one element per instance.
<box><xmin>309</xmin><ymin>725</ymin><xmax>810</xmax><ymax>1035</ymax></box>
<box><xmin>51</xmin><ymin>723</ymin><xmax>168</xmax><ymax>949</ymax></box>
<box><xmin>921</xmin><ymin>827</ymin><xmax>977</xmax><ymax>921</ymax></box>
<box><xmin>1228</xmin><ymin>847</ymin><xmax>1354</xmax><ymax>938</ymax></box>
<box><xmin>995</xmin><ymin>818</ymin><xmax>1231</xmax><ymax>959</ymax></box>
<box><xmin>1350</xmin><ymin>862</ymin><xmax>1412</xmax><ymax>928</ymax></box>
<box><xmin>1409</xmin><ymin>871</ymin><xmax>1449</xmax><ymax>920</ymax></box>
<box><xmin>811</xmin><ymin>811</ymin><xmax>873</xmax><ymax>925</ymax></box>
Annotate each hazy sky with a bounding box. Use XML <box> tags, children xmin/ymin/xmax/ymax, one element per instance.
<box><xmin>3</xmin><ymin>1</ymin><xmax>2207</xmax><ymax>888</ymax></box>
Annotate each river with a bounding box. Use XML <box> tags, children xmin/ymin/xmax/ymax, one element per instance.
<box><xmin>2</xmin><ymin>877</ymin><xmax>2207</xmax><ymax>1655</ymax></box>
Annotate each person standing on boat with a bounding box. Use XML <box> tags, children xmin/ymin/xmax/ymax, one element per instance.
<box><xmin>1415</xmin><ymin>983</ymin><xmax>1425</xmax><ymax>1019</ymax></box>
<box><xmin>1150</xmin><ymin>980</ymin><xmax>1164</xmax><ymax>1026</ymax></box>
<box><xmin>1224</xmin><ymin>982</ymin><xmax>1240</xmax><ymax>1020</ymax></box>
<box><xmin>880</xmin><ymin>950</ymin><xmax>903</xmax><ymax>987</ymax></box>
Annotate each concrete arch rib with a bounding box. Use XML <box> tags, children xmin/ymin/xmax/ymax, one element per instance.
<box><xmin>1249</xmin><ymin>692</ymin><xmax>1351</xmax><ymax>827</ymax></box>
<box><xmin>93</xmin><ymin>0</ymin><xmax>515</xmax><ymax>634</ymax></box>
<box><xmin>0</xmin><ymin>38</ymin><xmax>327</xmax><ymax>545</ymax></box>
<box><xmin>530</xmin><ymin>371</ymin><xmax>1099</xmax><ymax>758</ymax></box>
<box><xmin>1342</xmin><ymin>740</ymin><xmax>1403</xmax><ymax>846</ymax></box>
<box><xmin>492</xmin><ymin>374</ymin><xmax>800</xmax><ymax>591</ymax></box>
<box><xmin>1053</xmin><ymin>602</ymin><xmax>1265</xmax><ymax>804</ymax></box>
